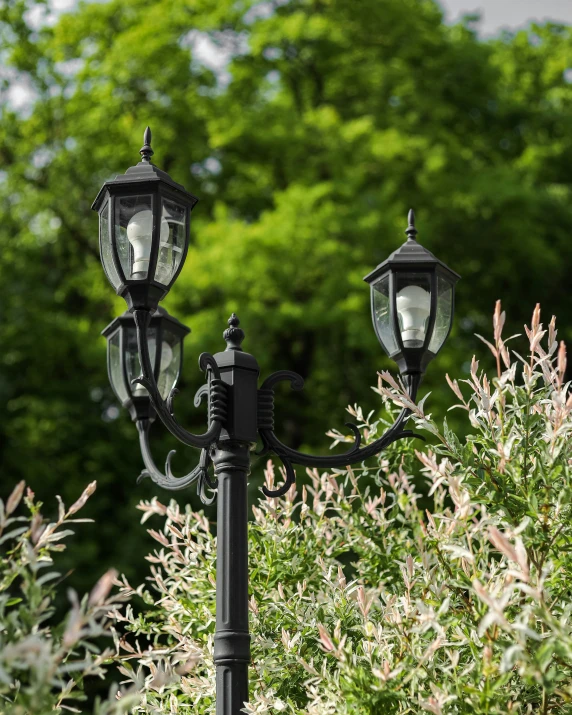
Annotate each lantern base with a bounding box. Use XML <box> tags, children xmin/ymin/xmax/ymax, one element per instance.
<box><xmin>120</xmin><ymin>282</ymin><xmax>167</xmax><ymax>312</ymax></box>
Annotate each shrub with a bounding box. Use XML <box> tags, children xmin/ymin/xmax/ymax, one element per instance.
<box><xmin>112</xmin><ymin>302</ymin><xmax>572</xmax><ymax>714</ymax></box>
<box><xmin>0</xmin><ymin>481</ymin><xmax>138</xmax><ymax>714</ymax></box>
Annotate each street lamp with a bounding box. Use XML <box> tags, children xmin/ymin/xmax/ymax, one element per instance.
<box><xmin>365</xmin><ymin>211</ymin><xmax>459</xmax><ymax>378</ymax></box>
<box><xmin>92</xmin><ymin>127</ymin><xmax>198</xmax><ymax>311</ymax></box>
<box><xmin>95</xmin><ymin>129</ymin><xmax>460</xmax><ymax>715</ymax></box>
<box><xmin>102</xmin><ymin>307</ymin><xmax>189</xmax><ymax>422</ymax></box>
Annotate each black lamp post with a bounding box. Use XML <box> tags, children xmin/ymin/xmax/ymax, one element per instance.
<box><xmin>96</xmin><ymin>129</ymin><xmax>460</xmax><ymax>715</ymax></box>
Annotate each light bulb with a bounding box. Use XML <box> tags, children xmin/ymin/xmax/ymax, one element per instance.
<box><xmin>396</xmin><ymin>284</ymin><xmax>431</xmax><ymax>348</ymax></box>
<box><xmin>156</xmin><ymin>340</ymin><xmax>174</xmax><ymax>372</ymax></box>
<box><xmin>126</xmin><ymin>210</ymin><xmax>168</xmax><ymax>278</ymax></box>
<box><xmin>131</xmin><ymin>338</ymin><xmax>174</xmax><ymax>397</ymax></box>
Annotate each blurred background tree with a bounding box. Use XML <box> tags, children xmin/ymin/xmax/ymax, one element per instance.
<box><xmin>1</xmin><ymin>0</ymin><xmax>572</xmax><ymax>593</ymax></box>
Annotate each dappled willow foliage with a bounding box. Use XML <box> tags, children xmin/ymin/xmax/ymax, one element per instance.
<box><xmin>0</xmin><ymin>481</ymin><xmax>139</xmax><ymax>714</ymax></box>
<box><xmin>111</xmin><ymin>303</ymin><xmax>572</xmax><ymax>713</ymax></box>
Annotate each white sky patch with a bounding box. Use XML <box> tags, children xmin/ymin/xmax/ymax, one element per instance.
<box><xmin>24</xmin><ymin>0</ymin><xmax>80</xmax><ymax>29</ymax></box>
<box><xmin>181</xmin><ymin>29</ymin><xmax>249</xmax><ymax>87</ymax></box>
<box><xmin>52</xmin><ymin>0</ymin><xmax>77</xmax><ymax>9</ymax></box>
<box><xmin>7</xmin><ymin>83</ymin><xmax>36</xmax><ymax>110</ymax></box>
<box><xmin>183</xmin><ymin>31</ymin><xmax>233</xmax><ymax>72</ymax></box>
<box><xmin>1</xmin><ymin>64</ymin><xmax>38</xmax><ymax>115</ymax></box>
<box><xmin>25</xmin><ymin>4</ymin><xmax>51</xmax><ymax>30</ymax></box>
<box><xmin>55</xmin><ymin>58</ymin><xmax>85</xmax><ymax>78</ymax></box>
<box><xmin>438</xmin><ymin>0</ymin><xmax>572</xmax><ymax>36</ymax></box>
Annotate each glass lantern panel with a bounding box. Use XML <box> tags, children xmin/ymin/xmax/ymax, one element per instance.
<box><xmin>395</xmin><ymin>273</ymin><xmax>432</xmax><ymax>349</ymax></box>
<box><xmin>372</xmin><ymin>274</ymin><xmax>398</xmax><ymax>355</ymax></box>
<box><xmin>114</xmin><ymin>195</ymin><xmax>153</xmax><ymax>281</ymax></box>
<box><xmin>428</xmin><ymin>275</ymin><xmax>453</xmax><ymax>354</ymax></box>
<box><xmin>156</xmin><ymin>328</ymin><xmax>182</xmax><ymax>400</ymax></box>
<box><xmin>154</xmin><ymin>199</ymin><xmax>187</xmax><ymax>286</ymax></box>
<box><xmin>109</xmin><ymin>331</ymin><xmax>129</xmax><ymax>403</ymax></box>
<box><xmin>125</xmin><ymin>326</ymin><xmax>157</xmax><ymax>397</ymax></box>
<box><xmin>100</xmin><ymin>201</ymin><xmax>121</xmax><ymax>289</ymax></box>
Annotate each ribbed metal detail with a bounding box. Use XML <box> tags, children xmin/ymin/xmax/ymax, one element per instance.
<box><xmin>257</xmin><ymin>389</ymin><xmax>274</xmax><ymax>430</ymax></box>
<box><xmin>210</xmin><ymin>378</ymin><xmax>228</xmax><ymax>424</ymax></box>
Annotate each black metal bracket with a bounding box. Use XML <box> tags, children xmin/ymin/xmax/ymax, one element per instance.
<box><xmin>256</xmin><ymin>371</ymin><xmax>424</xmax><ymax>497</ymax></box>
<box><xmin>132</xmin><ymin>309</ymin><xmax>227</xmax><ymax>450</ymax></box>
<box><xmin>131</xmin><ymin>310</ymin><xmax>424</xmax><ymax>503</ymax></box>
<box><xmin>135</xmin><ymin>386</ymin><xmax>218</xmax><ymax>505</ymax></box>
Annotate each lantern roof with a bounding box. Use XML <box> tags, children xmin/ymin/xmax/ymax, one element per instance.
<box><xmin>364</xmin><ymin>210</ymin><xmax>461</xmax><ymax>285</ymax></box>
<box><xmin>101</xmin><ymin>306</ymin><xmax>190</xmax><ymax>339</ymax></box>
<box><xmin>91</xmin><ymin>127</ymin><xmax>199</xmax><ymax>212</ymax></box>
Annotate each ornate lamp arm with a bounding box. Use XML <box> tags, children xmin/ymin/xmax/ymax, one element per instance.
<box><xmin>132</xmin><ymin>309</ymin><xmax>227</xmax><ymax>449</ymax></box>
<box><xmin>137</xmin><ymin>420</ymin><xmax>216</xmax><ymax>504</ymax></box>
<box><xmin>136</xmin><ymin>420</ymin><xmax>217</xmax><ymax>504</ymax></box>
<box><xmin>257</xmin><ymin>371</ymin><xmax>422</xmax><ymax>497</ymax></box>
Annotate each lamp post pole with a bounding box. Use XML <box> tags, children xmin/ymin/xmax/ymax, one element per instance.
<box><xmin>212</xmin><ymin>442</ymin><xmax>251</xmax><ymax>715</ymax></box>
<box><xmin>209</xmin><ymin>318</ymin><xmax>258</xmax><ymax>714</ymax></box>
<box><xmin>96</xmin><ymin>128</ymin><xmax>460</xmax><ymax>715</ymax></box>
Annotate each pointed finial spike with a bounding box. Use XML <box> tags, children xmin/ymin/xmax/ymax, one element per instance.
<box><xmin>405</xmin><ymin>208</ymin><xmax>418</xmax><ymax>240</ymax></box>
<box><xmin>223</xmin><ymin>313</ymin><xmax>245</xmax><ymax>350</ymax></box>
<box><xmin>139</xmin><ymin>127</ymin><xmax>154</xmax><ymax>163</ymax></box>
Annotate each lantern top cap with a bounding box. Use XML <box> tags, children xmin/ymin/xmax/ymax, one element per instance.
<box><xmin>363</xmin><ymin>208</ymin><xmax>461</xmax><ymax>285</ymax></box>
<box><xmin>101</xmin><ymin>306</ymin><xmax>191</xmax><ymax>338</ymax></box>
<box><xmin>91</xmin><ymin>126</ymin><xmax>199</xmax><ymax>212</ymax></box>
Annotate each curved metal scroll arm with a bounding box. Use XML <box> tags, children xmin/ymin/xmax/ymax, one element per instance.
<box><xmin>257</xmin><ymin>370</ymin><xmax>423</xmax><ymax>497</ymax></box>
<box><xmin>135</xmin><ymin>386</ymin><xmax>218</xmax><ymax>504</ymax></box>
<box><xmin>132</xmin><ymin>309</ymin><xmax>226</xmax><ymax>450</ymax></box>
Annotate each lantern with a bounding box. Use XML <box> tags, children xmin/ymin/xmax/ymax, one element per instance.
<box><xmin>364</xmin><ymin>210</ymin><xmax>460</xmax><ymax>377</ymax></box>
<box><xmin>102</xmin><ymin>307</ymin><xmax>190</xmax><ymax>421</ymax></box>
<box><xmin>92</xmin><ymin>127</ymin><xmax>198</xmax><ymax>311</ymax></box>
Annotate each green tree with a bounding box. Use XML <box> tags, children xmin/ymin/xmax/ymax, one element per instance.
<box><xmin>1</xmin><ymin>0</ymin><xmax>571</xmax><ymax>594</ymax></box>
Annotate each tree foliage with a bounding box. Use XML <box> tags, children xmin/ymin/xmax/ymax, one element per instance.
<box><xmin>1</xmin><ymin>0</ymin><xmax>572</xmax><ymax>591</ymax></box>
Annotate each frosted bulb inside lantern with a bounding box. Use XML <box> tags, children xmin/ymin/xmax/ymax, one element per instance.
<box><xmin>126</xmin><ymin>210</ymin><xmax>169</xmax><ymax>278</ymax></box>
<box><xmin>131</xmin><ymin>339</ymin><xmax>174</xmax><ymax>397</ymax></box>
<box><xmin>396</xmin><ymin>285</ymin><xmax>431</xmax><ymax>348</ymax></box>
<box><xmin>153</xmin><ymin>340</ymin><xmax>174</xmax><ymax>372</ymax></box>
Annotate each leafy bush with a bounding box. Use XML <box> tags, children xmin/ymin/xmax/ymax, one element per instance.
<box><xmin>0</xmin><ymin>481</ymin><xmax>138</xmax><ymax>714</ymax></box>
<box><xmin>114</xmin><ymin>302</ymin><xmax>572</xmax><ymax>714</ymax></box>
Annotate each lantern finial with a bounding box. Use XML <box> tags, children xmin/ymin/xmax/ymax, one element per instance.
<box><xmin>140</xmin><ymin>127</ymin><xmax>154</xmax><ymax>164</ymax></box>
<box><xmin>223</xmin><ymin>313</ymin><xmax>245</xmax><ymax>351</ymax></box>
<box><xmin>405</xmin><ymin>209</ymin><xmax>417</xmax><ymax>241</ymax></box>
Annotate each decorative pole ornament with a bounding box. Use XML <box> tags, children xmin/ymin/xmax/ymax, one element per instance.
<box><xmin>139</xmin><ymin>126</ymin><xmax>154</xmax><ymax>163</ymax></box>
<box><xmin>95</xmin><ymin>132</ymin><xmax>460</xmax><ymax>715</ymax></box>
<box><xmin>223</xmin><ymin>313</ymin><xmax>245</xmax><ymax>350</ymax></box>
<box><xmin>405</xmin><ymin>207</ymin><xmax>418</xmax><ymax>240</ymax></box>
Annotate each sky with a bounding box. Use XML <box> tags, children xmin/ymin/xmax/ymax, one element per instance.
<box><xmin>438</xmin><ymin>0</ymin><xmax>572</xmax><ymax>36</ymax></box>
<box><xmin>5</xmin><ymin>0</ymin><xmax>572</xmax><ymax>111</ymax></box>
